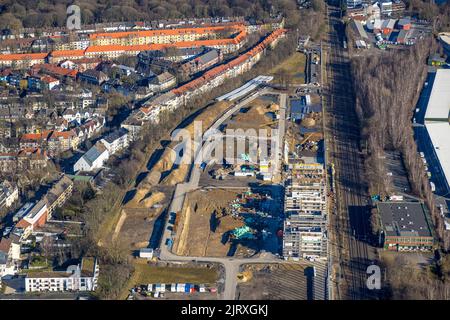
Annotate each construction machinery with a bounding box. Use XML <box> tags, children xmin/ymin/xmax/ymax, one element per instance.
<box><xmin>230</xmin><ymin>226</ymin><xmax>256</xmax><ymax>240</ymax></box>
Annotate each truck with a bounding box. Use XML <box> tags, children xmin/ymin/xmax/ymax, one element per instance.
<box><xmin>430</xmin><ymin>181</ymin><xmax>436</xmax><ymax>192</ymax></box>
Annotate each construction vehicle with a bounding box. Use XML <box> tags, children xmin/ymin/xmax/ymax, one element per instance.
<box><xmin>230</xmin><ymin>226</ymin><xmax>256</xmax><ymax>240</ymax></box>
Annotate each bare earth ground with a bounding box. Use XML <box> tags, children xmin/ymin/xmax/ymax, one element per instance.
<box><xmin>224</xmin><ymin>98</ymin><xmax>278</xmax><ymax>133</ymax></box>
<box><xmin>236</xmin><ymin>263</ymin><xmax>310</xmax><ymax>300</ymax></box>
<box><xmin>173</xmin><ymin>188</ymin><xmax>247</xmax><ymax>257</ymax></box>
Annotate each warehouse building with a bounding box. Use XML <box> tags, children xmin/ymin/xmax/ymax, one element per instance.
<box><xmin>351</xmin><ymin>20</ymin><xmax>369</xmax><ymax>40</ymax></box>
<box><xmin>424</xmin><ymin>69</ymin><xmax>450</xmax><ymax>195</ymax></box>
<box><xmin>439</xmin><ymin>32</ymin><xmax>450</xmax><ymax>55</ymax></box>
<box><xmin>378</xmin><ymin>202</ymin><xmax>433</xmax><ymax>251</ymax></box>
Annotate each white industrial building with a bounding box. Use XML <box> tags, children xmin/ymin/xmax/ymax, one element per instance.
<box><xmin>424</xmin><ymin>69</ymin><xmax>450</xmax><ymax>194</ymax></box>
<box><xmin>73</xmin><ymin>142</ymin><xmax>110</xmax><ymax>173</ymax></box>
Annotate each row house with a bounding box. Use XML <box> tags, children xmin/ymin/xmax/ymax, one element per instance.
<box><xmin>14</xmin><ymin>199</ymin><xmax>48</xmax><ymax>240</ymax></box>
<box><xmin>0</xmin><ymin>180</ymin><xmax>19</xmax><ymax>209</ymax></box>
<box><xmin>62</xmin><ymin>108</ymin><xmax>104</xmax><ymax>124</ymax></box>
<box><xmin>0</xmin><ymin>25</ymin><xmax>248</xmax><ymax>69</ymax></box>
<box><xmin>19</xmin><ymin>131</ymin><xmax>52</xmax><ymax>149</ymax></box>
<box><xmin>88</xmin><ymin>24</ymin><xmax>246</xmax><ymax>46</ymax></box>
<box><xmin>0</xmin><ymin>236</ymin><xmax>20</xmax><ymax>279</ymax></box>
<box><xmin>0</xmin><ymin>53</ymin><xmax>47</xmax><ymax>69</ymax></box>
<box><xmin>44</xmin><ymin>175</ymin><xmax>73</xmax><ymax>217</ymax></box>
<box><xmin>47</xmin><ymin>130</ymin><xmax>79</xmax><ymax>157</ymax></box>
<box><xmin>139</xmin><ymin>28</ymin><xmax>286</xmax><ymax>124</ymax></box>
<box><xmin>77</xmin><ymin>69</ymin><xmax>109</xmax><ymax>85</ymax></box>
<box><xmin>59</xmin><ymin>58</ymin><xmax>102</xmax><ymax>72</ymax></box>
<box><xmin>47</xmin><ymin>49</ymin><xmax>85</xmax><ymax>64</ymax></box>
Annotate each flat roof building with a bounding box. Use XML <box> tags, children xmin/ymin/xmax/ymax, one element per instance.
<box><xmin>378</xmin><ymin>202</ymin><xmax>433</xmax><ymax>251</ymax></box>
<box><xmin>283</xmin><ymin>163</ymin><xmax>327</xmax><ymax>260</ymax></box>
<box><xmin>424</xmin><ymin>69</ymin><xmax>450</xmax><ymax>194</ymax></box>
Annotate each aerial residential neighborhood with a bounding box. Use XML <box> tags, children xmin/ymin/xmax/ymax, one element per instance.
<box><xmin>0</xmin><ymin>0</ymin><xmax>448</xmax><ymax>312</ymax></box>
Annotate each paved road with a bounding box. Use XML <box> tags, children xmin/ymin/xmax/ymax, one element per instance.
<box><xmin>324</xmin><ymin>4</ymin><xmax>378</xmax><ymax>300</ymax></box>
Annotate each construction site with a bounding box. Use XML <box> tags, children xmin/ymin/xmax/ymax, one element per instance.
<box><xmin>286</xmin><ymin>93</ymin><xmax>324</xmax><ymax>165</ymax></box>
<box><xmin>172</xmin><ymin>186</ymin><xmax>283</xmax><ymax>258</ymax></box>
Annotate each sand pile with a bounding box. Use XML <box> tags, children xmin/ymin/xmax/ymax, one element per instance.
<box><xmin>140</xmin><ymin>191</ymin><xmax>165</xmax><ymax>208</ymax></box>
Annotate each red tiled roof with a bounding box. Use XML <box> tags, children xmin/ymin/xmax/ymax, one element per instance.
<box><xmin>0</xmin><ymin>238</ymin><xmax>12</xmax><ymax>253</ymax></box>
<box><xmin>20</xmin><ymin>131</ymin><xmax>52</xmax><ymax>142</ymax></box>
<box><xmin>40</xmin><ymin>75</ymin><xmax>59</xmax><ymax>84</ymax></box>
<box><xmin>89</xmin><ymin>24</ymin><xmax>244</xmax><ymax>40</ymax></box>
<box><xmin>51</xmin><ymin>50</ymin><xmax>85</xmax><ymax>57</ymax></box>
<box><xmin>16</xmin><ymin>219</ymin><xmax>32</xmax><ymax>229</ymax></box>
<box><xmin>0</xmin><ymin>52</ymin><xmax>48</xmax><ymax>62</ymax></box>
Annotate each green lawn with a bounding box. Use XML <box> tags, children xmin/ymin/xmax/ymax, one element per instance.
<box><xmin>270</xmin><ymin>52</ymin><xmax>307</xmax><ymax>85</ymax></box>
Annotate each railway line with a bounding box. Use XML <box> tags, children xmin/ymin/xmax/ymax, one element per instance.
<box><xmin>324</xmin><ymin>4</ymin><xmax>379</xmax><ymax>300</ymax></box>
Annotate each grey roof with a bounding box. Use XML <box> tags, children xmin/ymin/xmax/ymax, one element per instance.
<box><xmin>150</xmin><ymin>71</ymin><xmax>175</xmax><ymax>85</ymax></box>
<box><xmin>27</xmin><ymin>199</ymin><xmax>47</xmax><ymax>220</ymax></box>
<box><xmin>352</xmin><ymin>20</ymin><xmax>368</xmax><ymax>39</ymax></box>
<box><xmin>397</xmin><ymin>29</ymin><xmax>410</xmax><ymax>40</ymax></box>
<box><xmin>83</xmin><ymin>143</ymin><xmax>107</xmax><ymax>166</ymax></box>
<box><xmin>378</xmin><ymin>202</ymin><xmax>432</xmax><ymax>237</ymax></box>
<box><xmin>196</xmin><ymin>49</ymin><xmax>219</xmax><ymax>65</ymax></box>
<box><xmin>0</xmin><ymin>251</ymin><xmax>7</xmax><ymax>264</ymax></box>
<box><xmin>398</xmin><ymin>18</ymin><xmax>411</xmax><ymax>26</ymax></box>
<box><xmin>102</xmin><ymin>128</ymin><xmax>128</xmax><ymax>144</ymax></box>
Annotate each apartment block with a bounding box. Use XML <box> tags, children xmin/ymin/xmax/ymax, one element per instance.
<box><xmin>25</xmin><ymin>257</ymin><xmax>99</xmax><ymax>292</ymax></box>
<box><xmin>283</xmin><ymin>163</ymin><xmax>328</xmax><ymax>260</ymax></box>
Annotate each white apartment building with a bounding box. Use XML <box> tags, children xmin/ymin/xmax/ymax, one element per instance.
<box><xmin>25</xmin><ymin>257</ymin><xmax>99</xmax><ymax>292</ymax></box>
<box><xmin>283</xmin><ymin>163</ymin><xmax>328</xmax><ymax>260</ymax></box>
<box><xmin>100</xmin><ymin>128</ymin><xmax>129</xmax><ymax>154</ymax></box>
<box><xmin>0</xmin><ymin>181</ymin><xmax>18</xmax><ymax>209</ymax></box>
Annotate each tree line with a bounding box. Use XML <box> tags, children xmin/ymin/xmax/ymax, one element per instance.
<box><xmin>0</xmin><ymin>0</ymin><xmax>321</xmax><ymax>32</ymax></box>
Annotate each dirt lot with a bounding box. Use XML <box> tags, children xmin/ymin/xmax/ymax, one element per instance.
<box><xmin>236</xmin><ymin>263</ymin><xmax>311</xmax><ymax>300</ymax></box>
<box><xmin>224</xmin><ymin>98</ymin><xmax>279</xmax><ymax>133</ymax></box>
<box><xmin>114</xmin><ymin>206</ymin><xmax>164</xmax><ymax>250</ymax></box>
<box><xmin>173</xmin><ymin>188</ymin><xmax>248</xmax><ymax>257</ymax></box>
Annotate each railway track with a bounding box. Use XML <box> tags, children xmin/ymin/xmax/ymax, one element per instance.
<box><xmin>324</xmin><ymin>4</ymin><xmax>379</xmax><ymax>300</ymax></box>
